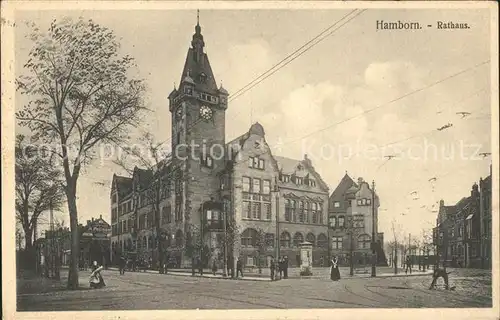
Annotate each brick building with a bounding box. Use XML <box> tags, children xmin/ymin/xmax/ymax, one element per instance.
<box><xmin>327</xmin><ymin>173</ymin><xmax>386</xmax><ymax>267</ymax></box>
<box><xmin>110</xmin><ymin>19</ymin><xmax>329</xmax><ymax>269</ymax></box>
<box><xmin>479</xmin><ymin>166</ymin><xmax>492</xmax><ymax>269</ymax></box>
<box><xmin>434</xmin><ymin>182</ymin><xmax>482</xmax><ymax>268</ymax></box>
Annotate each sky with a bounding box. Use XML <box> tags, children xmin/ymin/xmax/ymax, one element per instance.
<box><xmin>14</xmin><ymin>8</ymin><xmax>493</xmax><ymax>243</ymax></box>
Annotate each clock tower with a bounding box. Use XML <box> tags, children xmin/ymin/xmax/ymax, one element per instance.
<box><xmin>168</xmin><ymin>15</ymin><xmax>229</xmax><ymax>261</ymax></box>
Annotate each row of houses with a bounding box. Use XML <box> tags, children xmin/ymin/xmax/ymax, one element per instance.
<box><xmin>433</xmin><ymin>165</ymin><xmax>492</xmax><ymax>269</ymax></box>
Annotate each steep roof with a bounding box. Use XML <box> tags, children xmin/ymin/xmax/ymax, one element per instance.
<box><xmin>328</xmin><ymin>173</ymin><xmax>357</xmax><ymax>213</ymax></box>
<box><xmin>113</xmin><ymin>175</ymin><xmax>133</xmax><ymax>197</ymax></box>
<box><xmin>274</xmin><ymin>156</ymin><xmax>304</xmax><ymax>175</ymax></box>
<box><xmin>134</xmin><ymin>167</ymin><xmax>154</xmax><ymax>190</ymax></box>
<box><xmin>180</xmin><ymin>48</ymin><xmax>218</xmax><ymax>95</ymax></box>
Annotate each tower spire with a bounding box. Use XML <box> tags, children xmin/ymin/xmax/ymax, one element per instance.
<box><xmin>197</xmin><ymin>9</ymin><xmax>200</xmax><ymax>26</ymax></box>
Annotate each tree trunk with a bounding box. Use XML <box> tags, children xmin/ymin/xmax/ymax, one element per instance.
<box><xmin>66</xmin><ymin>184</ymin><xmax>80</xmax><ymax>289</ymax></box>
<box><xmin>24</xmin><ymin>230</ymin><xmax>34</xmax><ymax>269</ymax></box>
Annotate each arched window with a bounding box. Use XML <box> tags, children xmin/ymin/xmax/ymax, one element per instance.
<box><xmin>241</xmin><ymin>228</ymin><xmax>258</xmax><ymax>247</ymax></box>
<box><xmin>291</xmin><ymin>200</ymin><xmax>297</xmax><ymax>222</ymax></box>
<box><xmin>317</xmin><ymin>233</ymin><xmax>328</xmax><ymax>248</ymax></box>
<box><xmin>293</xmin><ymin>232</ymin><xmax>304</xmax><ymax>247</ymax></box>
<box><xmin>298</xmin><ymin>201</ymin><xmax>305</xmax><ymax>222</ymax></box>
<box><xmin>358</xmin><ymin>234</ymin><xmax>371</xmax><ymax>249</ymax></box>
<box><xmin>175</xmin><ymin>230</ymin><xmax>183</xmax><ymax>247</ymax></box>
<box><xmin>280</xmin><ymin>231</ymin><xmax>291</xmax><ymax>248</ymax></box>
<box><xmin>306</xmin><ymin>233</ymin><xmax>316</xmax><ymax>246</ymax></box>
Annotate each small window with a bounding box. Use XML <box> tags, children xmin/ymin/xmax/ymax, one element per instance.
<box><xmin>334</xmin><ymin>201</ymin><xmax>340</xmax><ymax>208</ymax></box>
<box><xmin>367</xmin><ymin>199</ymin><xmax>372</xmax><ymax>205</ymax></box>
<box><xmin>253</xmin><ymin>157</ymin><xmax>259</xmax><ymax>168</ymax></box>
<box><xmin>262</xmin><ymin>180</ymin><xmax>271</xmax><ymax>194</ymax></box>
<box><xmin>357</xmin><ymin>199</ymin><xmax>362</xmax><ymax>205</ymax></box>
<box><xmin>248</xmin><ymin>157</ymin><xmax>254</xmax><ymax>168</ymax></box>
<box><xmin>362</xmin><ymin>199</ymin><xmax>367</xmax><ymax>205</ymax></box>
<box><xmin>259</xmin><ymin>159</ymin><xmax>265</xmax><ymax>169</ymax></box>
<box><xmin>252</xmin><ymin>178</ymin><xmax>261</xmax><ymax>194</ymax></box>
<box><xmin>242</xmin><ymin>177</ymin><xmax>251</xmax><ymax>192</ymax></box>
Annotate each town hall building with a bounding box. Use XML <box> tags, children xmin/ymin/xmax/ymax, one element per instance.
<box><xmin>109</xmin><ymin>18</ymin><xmax>330</xmax><ymax>270</ymax></box>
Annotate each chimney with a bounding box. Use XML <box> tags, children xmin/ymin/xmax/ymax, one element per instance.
<box><xmin>303</xmin><ymin>154</ymin><xmax>312</xmax><ymax>166</ymax></box>
<box><xmin>100</xmin><ymin>214</ymin><xmax>102</xmax><ymax>219</ymax></box>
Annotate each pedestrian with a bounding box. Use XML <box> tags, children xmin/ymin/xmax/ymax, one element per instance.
<box><xmin>278</xmin><ymin>257</ymin><xmax>283</xmax><ymax>279</ymax></box>
<box><xmin>191</xmin><ymin>256</ymin><xmax>197</xmax><ymax>276</ymax></box>
<box><xmin>198</xmin><ymin>256</ymin><xmax>204</xmax><ymax>276</ymax></box>
<box><xmin>283</xmin><ymin>256</ymin><xmax>289</xmax><ymax>279</ymax></box>
<box><xmin>236</xmin><ymin>258</ymin><xmax>243</xmax><ymax>278</ymax></box>
<box><xmin>270</xmin><ymin>257</ymin><xmax>276</xmax><ymax>281</ymax></box>
<box><xmin>119</xmin><ymin>255</ymin><xmax>126</xmax><ymax>275</ymax></box>
<box><xmin>405</xmin><ymin>256</ymin><xmax>412</xmax><ymax>274</ymax></box>
<box><xmin>330</xmin><ymin>256</ymin><xmax>340</xmax><ymax>281</ymax></box>
<box><xmin>89</xmin><ymin>260</ymin><xmax>106</xmax><ymax>289</ymax></box>
<box><xmin>212</xmin><ymin>260</ymin><xmax>218</xmax><ymax>276</ymax></box>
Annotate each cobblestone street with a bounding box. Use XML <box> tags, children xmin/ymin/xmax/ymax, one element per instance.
<box><xmin>17</xmin><ymin>267</ymin><xmax>492</xmax><ymax>311</ymax></box>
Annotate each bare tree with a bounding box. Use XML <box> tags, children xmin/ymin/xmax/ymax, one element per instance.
<box><xmin>16</xmin><ymin>18</ymin><xmax>146</xmax><ymax>289</ymax></box>
<box><xmin>114</xmin><ymin>132</ymin><xmax>171</xmax><ymax>273</ymax></box>
<box><xmin>15</xmin><ymin>134</ymin><xmax>65</xmax><ymax>268</ymax></box>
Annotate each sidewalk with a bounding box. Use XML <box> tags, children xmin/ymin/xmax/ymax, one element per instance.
<box><xmin>107</xmin><ymin>266</ymin><xmax>433</xmax><ymax>281</ymax></box>
<box><xmin>107</xmin><ymin>267</ymin><xmax>271</xmax><ymax>281</ymax></box>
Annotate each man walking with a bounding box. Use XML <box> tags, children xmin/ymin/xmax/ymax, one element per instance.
<box><xmin>236</xmin><ymin>258</ymin><xmax>243</xmax><ymax>278</ymax></box>
<box><xmin>191</xmin><ymin>256</ymin><xmax>197</xmax><ymax>276</ymax></box>
<box><xmin>283</xmin><ymin>256</ymin><xmax>289</xmax><ymax>279</ymax></box>
<box><xmin>405</xmin><ymin>256</ymin><xmax>412</xmax><ymax>274</ymax></box>
<box><xmin>270</xmin><ymin>257</ymin><xmax>276</xmax><ymax>281</ymax></box>
<box><xmin>198</xmin><ymin>256</ymin><xmax>204</xmax><ymax>276</ymax></box>
<box><xmin>119</xmin><ymin>255</ymin><xmax>126</xmax><ymax>275</ymax></box>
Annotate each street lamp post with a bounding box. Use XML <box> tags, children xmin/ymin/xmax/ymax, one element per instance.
<box><xmin>223</xmin><ymin>200</ymin><xmax>228</xmax><ymax>277</ymax></box>
<box><xmin>273</xmin><ymin>178</ymin><xmax>280</xmax><ymax>267</ymax></box>
<box><xmin>371</xmin><ymin>180</ymin><xmax>377</xmax><ymax>277</ymax></box>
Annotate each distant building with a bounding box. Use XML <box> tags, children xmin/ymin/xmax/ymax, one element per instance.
<box><xmin>327</xmin><ymin>173</ymin><xmax>386</xmax><ymax>266</ymax></box>
<box><xmin>479</xmin><ymin>166</ymin><xmax>492</xmax><ymax>269</ymax></box>
<box><xmin>434</xmin><ymin>182</ymin><xmax>482</xmax><ymax>268</ymax></box>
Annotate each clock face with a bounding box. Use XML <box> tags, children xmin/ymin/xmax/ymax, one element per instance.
<box><xmin>199</xmin><ymin>105</ymin><xmax>213</xmax><ymax>121</ymax></box>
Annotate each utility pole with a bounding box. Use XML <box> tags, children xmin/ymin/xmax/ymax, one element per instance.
<box><xmin>223</xmin><ymin>200</ymin><xmax>228</xmax><ymax>277</ymax></box>
<box><xmin>274</xmin><ymin>178</ymin><xmax>280</xmax><ymax>267</ymax></box>
<box><xmin>371</xmin><ymin>180</ymin><xmax>376</xmax><ymax>277</ymax></box>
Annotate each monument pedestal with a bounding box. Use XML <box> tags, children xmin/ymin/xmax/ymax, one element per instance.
<box><xmin>299</xmin><ymin>241</ymin><xmax>313</xmax><ymax>276</ymax></box>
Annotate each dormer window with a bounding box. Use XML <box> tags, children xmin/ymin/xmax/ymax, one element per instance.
<box><xmin>199</xmin><ymin>73</ymin><xmax>207</xmax><ymax>83</ymax></box>
<box><xmin>308</xmin><ymin>179</ymin><xmax>316</xmax><ymax>187</ymax></box>
<box><xmin>295</xmin><ymin>177</ymin><xmax>303</xmax><ymax>185</ymax></box>
<box><xmin>249</xmin><ymin>156</ymin><xmax>265</xmax><ymax>170</ymax></box>
<box><xmin>334</xmin><ymin>201</ymin><xmax>340</xmax><ymax>208</ymax></box>
<box><xmin>183</xmin><ymin>86</ymin><xmax>193</xmax><ymax>95</ymax></box>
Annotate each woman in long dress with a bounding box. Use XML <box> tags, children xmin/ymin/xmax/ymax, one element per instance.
<box><xmin>330</xmin><ymin>256</ymin><xmax>341</xmax><ymax>281</ymax></box>
<box><xmin>89</xmin><ymin>261</ymin><xmax>106</xmax><ymax>289</ymax></box>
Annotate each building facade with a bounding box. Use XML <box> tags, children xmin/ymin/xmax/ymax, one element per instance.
<box><xmin>434</xmin><ymin>182</ymin><xmax>482</xmax><ymax>268</ymax></box>
<box><xmin>479</xmin><ymin>166</ymin><xmax>492</xmax><ymax>269</ymax></box>
<box><xmin>327</xmin><ymin>173</ymin><xmax>386</xmax><ymax>266</ymax></box>
<box><xmin>110</xmin><ymin>19</ymin><xmax>330</xmax><ymax>270</ymax></box>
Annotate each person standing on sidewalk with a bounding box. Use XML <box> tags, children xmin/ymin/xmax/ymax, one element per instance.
<box><xmin>191</xmin><ymin>256</ymin><xmax>197</xmax><ymax>276</ymax></box>
<box><xmin>278</xmin><ymin>257</ymin><xmax>283</xmax><ymax>279</ymax></box>
<box><xmin>212</xmin><ymin>259</ymin><xmax>218</xmax><ymax>276</ymax></box>
<box><xmin>283</xmin><ymin>256</ymin><xmax>289</xmax><ymax>279</ymax></box>
<box><xmin>405</xmin><ymin>256</ymin><xmax>412</xmax><ymax>274</ymax></box>
<box><xmin>270</xmin><ymin>257</ymin><xmax>276</xmax><ymax>281</ymax></box>
<box><xmin>119</xmin><ymin>255</ymin><xmax>126</xmax><ymax>275</ymax></box>
<box><xmin>236</xmin><ymin>258</ymin><xmax>243</xmax><ymax>278</ymax></box>
<box><xmin>198</xmin><ymin>256</ymin><xmax>204</xmax><ymax>276</ymax></box>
